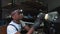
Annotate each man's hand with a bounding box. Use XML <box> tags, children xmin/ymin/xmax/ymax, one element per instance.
<box><xmin>32</xmin><ymin>13</ymin><xmax>45</xmax><ymax>29</ymax></box>
<box><xmin>15</xmin><ymin>31</ymin><xmax>21</xmax><ymax>34</ymax></box>
<box><xmin>24</xmin><ymin>25</ymin><xmax>30</xmax><ymax>31</ymax></box>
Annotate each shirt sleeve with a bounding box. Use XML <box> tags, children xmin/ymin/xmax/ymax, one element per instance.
<box><xmin>7</xmin><ymin>25</ymin><xmax>17</xmax><ymax>34</ymax></box>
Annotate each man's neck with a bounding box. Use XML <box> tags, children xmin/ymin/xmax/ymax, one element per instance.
<box><xmin>13</xmin><ymin>20</ymin><xmax>20</xmax><ymax>24</ymax></box>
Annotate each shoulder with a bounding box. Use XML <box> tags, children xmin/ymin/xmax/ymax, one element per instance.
<box><xmin>7</xmin><ymin>25</ymin><xmax>17</xmax><ymax>34</ymax></box>
<box><xmin>7</xmin><ymin>21</ymin><xmax>16</xmax><ymax>30</ymax></box>
<box><xmin>7</xmin><ymin>25</ymin><xmax>17</xmax><ymax>31</ymax></box>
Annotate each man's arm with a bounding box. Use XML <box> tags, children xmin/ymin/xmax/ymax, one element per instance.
<box><xmin>26</xmin><ymin>27</ymin><xmax>34</xmax><ymax>34</ymax></box>
<box><xmin>27</xmin><ymin>13</ymin><xmax>45</xmax><ymax>34</ymax></box>
<box><xmin>20</xmin><ymin>20</ymin><xmax>30</xmax><ymax>31</ymax></box>
<box><xmin>15</xmin><ymin>32</ymin><xmax>21</xmax><ymax>34</ymax></box>
<box><xmin>24</xmin><ymin>25</ymin><xmax>30</xmax><ymax>31</ymax></box>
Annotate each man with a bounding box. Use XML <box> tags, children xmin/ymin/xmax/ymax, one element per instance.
<box><xmin>7</xmin><ymin>9</ymin><xmax>30</xmax><ymax>34</ymax></box>
<box><xmin>7</xmin><ymin>9</ymin><xmax>44</xmax><ymax>34</ymax></box>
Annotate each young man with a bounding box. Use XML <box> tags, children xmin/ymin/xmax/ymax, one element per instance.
<box><xmin>7</xmin><ymin>9</ymin><xmax>44</xmax><ymax>34</ymax></box>
<box><xmin>7</xmin><ymin>9</ymin><xmax>30</xmax><ymax>34</ymax></box>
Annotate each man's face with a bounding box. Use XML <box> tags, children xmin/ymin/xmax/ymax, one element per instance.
<box><xmin>12</xmin><ymin>11</ymin><xmax>24</xmax><ymax>20</ymax></box>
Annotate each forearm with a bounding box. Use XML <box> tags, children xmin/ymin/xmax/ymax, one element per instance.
<box><xmin>15</xmin><ymin>31</ymin><xmax>21</xmax><ymax>34</ymax></box>
<box><xmin>24</xmin><ymin>25</ymin><xmax>30</xmax><ymax>31</ymax></box>
<box><xmin>26</xmin><ymin>27</ymin><xmax>34</xmax><ymax>34</ymax></box>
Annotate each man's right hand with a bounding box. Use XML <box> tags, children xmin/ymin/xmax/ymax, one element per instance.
<box><xmin>32</xmin><ymin>13</ymin><xmax>45</xmax><ymax>29</ymax></box>
<box><xmin>15</xmin><ymin>32</ymin><xmax>21</xmax><ymax>34</ymax></box>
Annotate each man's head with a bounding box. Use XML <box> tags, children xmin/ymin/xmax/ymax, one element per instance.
<box><xmin>11</xmin><ymin>9</ymin><xmax>24</xmax><ymax>20</ymax></box>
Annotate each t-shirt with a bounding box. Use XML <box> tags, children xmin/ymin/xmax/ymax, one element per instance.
<box><xmin>7</xmin><ymin>20</ymin><xmax>26</xmax><ymax>34</ymax></box>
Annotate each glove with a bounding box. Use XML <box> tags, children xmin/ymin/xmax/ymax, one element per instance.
<box><xmin>32</xmin><ymin>13</ymin><xmax>45</xmax><ymax>29</ymax></box>
<box><xmin>37</xmin><ymin>13</ymin><xmax>45</xmax><ymax>20</ymax></box>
